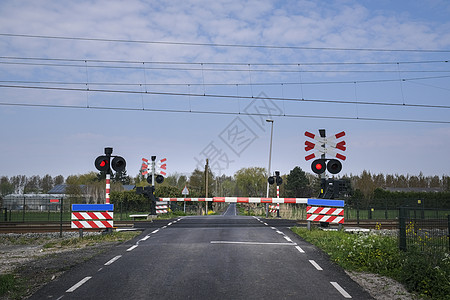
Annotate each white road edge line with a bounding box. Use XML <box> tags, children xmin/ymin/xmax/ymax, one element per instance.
<box><xmin>295</xmin><ymin>245</ymin><xmax>305</xmax><ymax>253</ymax></box>
<box><xmin>127</xmin><ymin>245</ymin><xmax>138</xmax><ymax>252</ymax></box>
<box><xmin>309</xmin><ymin>260</ymin><xmax>323</xmax><ymax>271</ymax></box>
<box><xmin>211</xmin><ymin>241</ymin><xmax>296</xmax><ymax>246</ymax></box>
<box><xmin>104</xmin><ymin>255</ymin><xmax>122</xmax><ymax>266</ymax></box>
<box><xmin>330</xmin><ymin>282</ymin><xmax>352</xmax><ymax>298</ymax></box>
<box><xmin>66</xmin><ymin>276</ymin><xmax>92</xmax><ymax>293</ymax></box>
<box><xmin>140</xmin><ymin>235</ymin><xmax>151</xmax><ymax>241</ymax></box>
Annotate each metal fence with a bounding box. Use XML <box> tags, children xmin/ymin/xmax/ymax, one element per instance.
<box><xmin>399</xmin><ymin>207</ymin><xmax>450</xmax><ymax>253</ymax></box>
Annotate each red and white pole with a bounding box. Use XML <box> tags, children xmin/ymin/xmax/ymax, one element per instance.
<box><xmin>276</xmin><ymin>185</ymin><xmax>280</xmax><ymax>217</ymax></box>
<box><xmin>106</xmin><ymin>173</ymin><xmax>111</xmax><ymax>204</ymax></box>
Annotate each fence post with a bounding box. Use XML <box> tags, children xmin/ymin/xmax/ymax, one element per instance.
<box><xmin>448</xmin><ymin>215</ymin><xmax>450</xmax><ymax>252</ymax></box>
<box><xmin>22</xmin><ymin>196</ymin><xmax>26</xmax><ymax>222</ymax></box>
<box><xmin>60</xmin><ymin>197</ymin><xmax>63</xmax><ymax>238</ymax></box>
<box><xmin>399</xmin><ymin>207</ymin><xmax>407</xmax><ymax>251</ymax></box>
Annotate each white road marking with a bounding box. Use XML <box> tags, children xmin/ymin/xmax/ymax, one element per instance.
<box><xmin>162</xmin><ymin>226</ymin><xmax>167</xmax><ymax>229</ymax></box>
<box><xmin>331</xmin><ymin>282</ymin><xmax>352</xmax><ymax>298</ymax></box>
<box><xmin>66</xmin><ymin>276</ymin><xmax>92</xmax><ymax>293</ymax></box>
<box><xmin>263</xmin><ymin>222</ymin><xmax>268</xmax><ymax>226</ymax></box>
<box><xmin>140</xmin><ymin>235</ymin><xmax>151</xmax><ymax>241</ymax></box>
<box><xmin>104</xmin><ymin>255</ymin><xmax>122</xmax><ymax>266</ymax></box>
<box><xmin>211</xmin><ymin>241</ymin><xmax>296</xmax><ymax>246</ymax></box>
<box><xmin>168</xmin><ymin>222</ymin><xmax>173</xmax><ymax>226</ymax></box>
<box><xmin>127</xmin><ymin>245</ymin><xmax>138</xmax><ymax>252</ymax></box>
<box><xmin>309</xmin><ymin>260</ymin><xmax>323</xmax><ymax>270</ymax></box>
<box><xmin>276</xmin><ymin>230</ymin><xmax>283</xmax><ymax>234</ymax></box>
<box><xmin>151</xmin><ymin>229</ymin><xmax>159</xmax><ymax>234</ymax></box>
<box><xmin>295</xmin><ymin>246</ymin><xmax>305</xmax><ymax>253</ymax></box>
<box><xmin>283</xmin><ymin>236</ymin><xmax>292</xmax><ymax>242</ymax></box>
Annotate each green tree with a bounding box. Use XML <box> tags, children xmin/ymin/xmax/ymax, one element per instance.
<box><xmin>0</xmin><ymin>176</ymin><xmax>14</xmax><ymax>196</ymax></box>
<box><xmin>188</xmin><ymin>168</ymin><xmax>215</xmax><ymax>197</ymax></box>
<box><xmin>41</xmin><ymin>174</ymin><xmax>54</xmax><ymax>193</ymax></box>
<box><xmin>234</xmin><ymin>167</ymin><xmax>266</xmax><ymax>197</ymax></box>
<box><xmin>285</xmin><ymin>166</ymin><xmax>311</xmax><ymax>197</ymax></box>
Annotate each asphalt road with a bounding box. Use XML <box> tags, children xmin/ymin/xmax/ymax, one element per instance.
<box><xmin>30</xmin><ymin>204</ymin><xmax>372</xmax><ymax>299</ymax></box>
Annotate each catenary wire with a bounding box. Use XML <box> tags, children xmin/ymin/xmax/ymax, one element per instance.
<box><xmin>1</xmin><ymin>33</ymin><xmax>450</xmax><ymax>53</ymax></box>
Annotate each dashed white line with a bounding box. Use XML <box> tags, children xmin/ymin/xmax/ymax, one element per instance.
<box><xmin>309</xmin><ymin>260</ymin><xmax>323</xmax><ymax>271</ymax></box>
<box><xmin>263</xmin><ymin>222</ymin><xmax>268</xmax><ymax>226</ymax></box>
<box><xmin>168</xmin><ymin>222</ymin><xmax>173</xmax><ymax>226</ymax></box>
<box><xmin>211</xmin><ymin>241</ymin><xmax>296</xmax><ymax>246</ymax></box>
<box><xmin>151</xmin><ymin>229</ymin><xmax>159</xmax><ymax>234</ymax></box>
<box><xmin>295</xmin><ymin>245</ymin><xmax>305</xmax><ymax>253</ymax></box>
<box><xmin>66</xmin><ymin>276</ymin><xmax>92</xmax><ymax>293</ymax></box>
<box><xmin>104</xmin><ymin>255</ymin><xmax>122</xmax><ymax>266</ymax></box>
<box><xmin>283</xmin><ymin>236</ymin><xmax>293</xmax><ymax>242</ymax></box>
<box><xmin>127</xmin><ymin>245</ymin><xmax>138</xmax><ymax>252</ymax></box>
<box><xmin>331</xmin><ymin>282</ymin><xmax>352</xmax><ymax>298</ymax></box>
<box><xmin>140</xmin><ymin>235</ymin><xmax>151</xmax><ymax>241</ymax></box>
<box><xmin>276</xmin><ymin>230</ymin><xmax>283</xmax><ymax>234</ymax></box>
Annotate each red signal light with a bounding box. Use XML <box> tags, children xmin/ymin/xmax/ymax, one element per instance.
<box><xmin>311</xmin><ymin>159</ymin><xmax>326</xmax><ymax>174</ymax></box>
<box><xmin>95</xmin><ymin>156</ymin><xmax>110</xmax><ymax>172</ymax></box>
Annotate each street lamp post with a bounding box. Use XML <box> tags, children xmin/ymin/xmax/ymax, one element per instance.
<box><xmin>266</xmin><ymin>119</ymin><xmax>274</xmax><ymax>217</ymax></box>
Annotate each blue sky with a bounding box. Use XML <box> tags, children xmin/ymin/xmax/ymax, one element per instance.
<box><xmin>0</xmin><ymin>0</ymin><xmax>449</xmax><ymax>179</ymax></box>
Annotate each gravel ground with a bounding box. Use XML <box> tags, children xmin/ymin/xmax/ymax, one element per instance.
<box><xmin>0</xmin><ymin>232</ymin><xmax>121</xmax><ymax>299</ymax></box>
<box><xmin>0</xmin><ymin>232</ymin><xmax>420</xmax><ymax>300</ymax></box>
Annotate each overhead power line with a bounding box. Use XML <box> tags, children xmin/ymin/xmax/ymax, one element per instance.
<box><xmin>0</xmin><ymin>99</ymin><xmax>448</xmax><ymax>124</ymax></box>
<box><xmin>1</xmin><ymin>33</ymin><xmax>450</xmax><ymax>53</ymax></box>
<box><xmin>1</xmin><ymin>83</ymin><xmax>449</xmax><ymax>110</ymax></box>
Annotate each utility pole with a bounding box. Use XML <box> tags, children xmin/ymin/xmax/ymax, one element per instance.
<box><xmin>205</xmin><ymin>158</ymin><xmax>209</xmax><ymax>215</ymax></box>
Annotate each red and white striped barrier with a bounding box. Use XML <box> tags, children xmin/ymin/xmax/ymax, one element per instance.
<box><xmin>71</xmin><ymin>204</ymin><xmax>114</xmax><ymax>229</ymax></box>
<box><xmin>71</xmin><ymin>220</ymin><xmax>114</xmax><ymax>229</ymax></box>
<box><xmin>156</xmin><ymin>205</ymin><xmax>168</xmax><ymax>214</ymax></box>
<box><xmin>306</xmin><ymin>206</ymin><xmax>344</xmax><ymax>224</ymax></box>
<box><xmin>269</xmin><ymin>205</ymin><xmax>278</xmax><ymax>213</ymax></box>
<box><xmin>159</xmin><ymin>197</ymin><xmax>308</xmax><ymax>204</ymax></box>
<box><xmin>71</xmin><ymin>212</ymin><xmax>113</xmax><ymax>220</ymax></box>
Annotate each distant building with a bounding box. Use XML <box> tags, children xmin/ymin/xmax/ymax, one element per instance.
<box><xmin>383</xmin><ymin>187</ymin><xmax>443</xmax><ymax>193</ymax></box>
<box><xmin>2</xmin><ymin>184</ymin><xmax>135</xmax><ymax>211</ymax></box>
<box><xmin>2</xmin><ymin>194</ymin><xmax>64</xmax><ymax>211</ymax></box>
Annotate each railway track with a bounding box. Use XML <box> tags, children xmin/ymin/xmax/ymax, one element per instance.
<box><xmin>0</xmin><ymin>221</ymin><xmax>135</xmax><ymax>233</ymax></box>
<box><xmin>0</xmin><ymin>219</ymin><xmax>399</xmax><ymax>233</ymax></box>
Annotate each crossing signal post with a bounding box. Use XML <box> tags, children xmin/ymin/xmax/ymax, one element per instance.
<box><xmin>138</xmin><ymin>156</ymin><xmax>167</xmax><ymax>215</ymax></box>
<box><xmin>268</xmin><ymin>171</ymin><xmax>283</xmax><ymax>217</ymax></box>
<box><xmin>94</xmin><ymin>147</ymin><xmax>127</xmax><ymax>204</ymax></box>
<box><xmin>304</xmin><ymin>129</ymin><xmax>347</xmax><ymax>199</ymax></box>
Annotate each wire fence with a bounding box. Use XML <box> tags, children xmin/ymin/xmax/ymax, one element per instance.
<box><xmin>399</xmin><ymin>207</ymin><xmax>450</xmax><ymax>253</ymax></box>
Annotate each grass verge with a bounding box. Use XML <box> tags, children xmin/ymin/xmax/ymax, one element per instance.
<box><xmin>0</xmin><ymin>231</ymin><xmax>141</xmax><ymax>299</ymax></box>
<box><xmin>291</xmin><ymin>227</ymin><xmax>450</xmax><ymax>299</ymax></box>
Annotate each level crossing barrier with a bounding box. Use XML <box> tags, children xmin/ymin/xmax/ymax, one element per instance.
<box><xmin>71</xmin><ymin>204</ymin><xmax>114</xmax><ymax>229</ymax></box>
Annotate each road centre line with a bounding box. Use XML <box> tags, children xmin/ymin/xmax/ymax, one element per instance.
<box><xmin>211</xmin><ymin>241</ymin><xmax>296</xmax><ymax>246</ymax></box>
<box><xmin>309</xmin><ymin>260</ymin><xmax>323</xmax><ymax>271</ymax></box>
<box><xmin>104</xmin><ymin>255</ymin><xmax>122</xmax><ymax>266</ymax></box>
<box><xmin>66</xmin><ymin>276</ymin><xmax>92</xmax><ymax>293</ymax></box>
<box><xmin>330</xmin><ymin>282</ymin><xmax>352</xmax><ymax>298</ymax></box>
